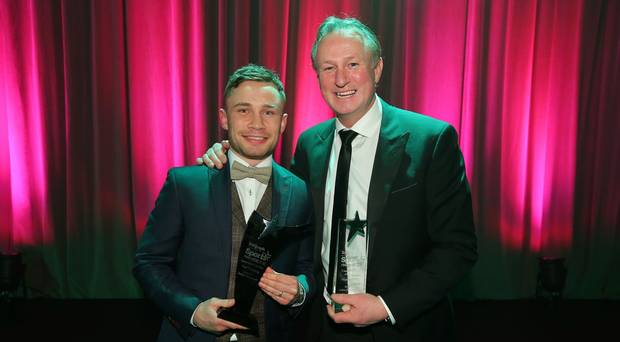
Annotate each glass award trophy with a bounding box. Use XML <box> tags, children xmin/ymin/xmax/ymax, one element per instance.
<box><xmin>218</xmin><ymin>210</ymin><xmax>278</xmax><ymax>336</ymax></box>
<box><xmin>331</xmin><ymin>211</ymin><xmax>368</xmax><ymax>312</ymax></box>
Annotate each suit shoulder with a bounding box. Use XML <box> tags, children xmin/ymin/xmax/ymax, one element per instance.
<box><xmin>166</xmin><ymin>165</ymin><xmax>217</xmax><ymax>185</ymax></box>
<box><xmin>167</xmin><ymin>165</ymin><xmax>209</xmax><ymax>176</ymax></box>
<box><xmin>380</xmin><ymin>106</ymin><xmax>455</xmax><ymax>151</ymax></box>
<box><xmin>273</xmin><ymin>163</ymin><xmax>307</xmax><ymax>189</ymax></box>
<box><xmin>297</xmin><ymin>118</ymin><xmax>335</xmax><ymax>141</ymax></box>
<box><xmin>391</xmin><ymin>107</ymin><xmax>451</xmax><ymax>134</ymax></box>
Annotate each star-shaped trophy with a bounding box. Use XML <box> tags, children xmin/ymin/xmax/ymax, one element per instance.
<box><xmin>345</xmin><ymin>211</ymin><xmax>367</xmax><ymax>242</ymax></box>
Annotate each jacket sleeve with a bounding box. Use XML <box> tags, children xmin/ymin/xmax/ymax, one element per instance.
<box><xmin>381</xmin><ymin>125</ymin><xmax>478</xmax><ymax>326</ymax></box>
<box><xmin>290</xmin><ymin>183</ymin><xmax>316</xmax><ymax>317</ymax></box>
<box><xmin>133</xmin><ymin>169</ymin><xmax>201</xmax><ymax>337</ymax></box>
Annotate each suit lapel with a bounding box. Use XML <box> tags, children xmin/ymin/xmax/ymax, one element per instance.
<box><xmin>308</xmin><ymin>120</ymin><xmax>336</xmax><ymax>199</ymax></box>
<box><xmin>208</xmin><ymin>166</ymin><xmax>233</xmax><ymax>263</ymax></box>
<box><xmin>306</xmin><ymin>120</ymin><xmax>335</xmax><ymax>259</ymax></box>
<box><xmin>367</xmin><ymin>100</ymin><xmax>409</xmax><ymax>260</ymax></box>
<box><xmin>270</xmin><ymin>162</ymin><xmax>289</xmax><ymax>226</ymax></box>
<box><xmin>271</xmin><ymin>161</ymin><xmax>314</xmax><ymax>228</ymax></box>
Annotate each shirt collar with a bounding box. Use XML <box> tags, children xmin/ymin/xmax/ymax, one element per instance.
<box><xmin>335</xmin><ymin>94</ymin><xmax>382</xmax><ymax>139</ymax></box>
<box><xmin>228</xmin><ymin>149</ymin><xmax>273</xmax><ymax>171</ymax></box>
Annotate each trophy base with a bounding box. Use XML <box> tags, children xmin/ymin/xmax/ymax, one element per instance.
<box><xmin>218</xmin><ymin>308</ymin><xmax>259</xmax><ymax>336</ymax></box>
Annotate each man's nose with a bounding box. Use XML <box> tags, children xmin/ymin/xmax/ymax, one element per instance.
<box><xmin>248</xmin><ymin>112</ymin><xmax>265</xmax><ymax>129</ymax></box>
<box><xmin>335</xmin><ymin>68</ymin><xmax>349</xmax><ymax>87</ymax></box>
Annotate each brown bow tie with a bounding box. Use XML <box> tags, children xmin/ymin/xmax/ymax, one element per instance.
<box><xmin>230</xmin><ymin>161</ymin><xmax>271</xmax><ymax>184</ymax></box>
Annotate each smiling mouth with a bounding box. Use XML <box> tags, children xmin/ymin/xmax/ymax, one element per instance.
<box><xmin>336</xmin><ymin>90</ymin><xmax>356</xmax><ymax>98</ymax></box>
<box><xmin>243</xmin><ymin>135</ymin><xmax>267</xmax><ymax>143</ymax></box>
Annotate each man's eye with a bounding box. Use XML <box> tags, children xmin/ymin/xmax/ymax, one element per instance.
<box><xmin>264</xmin><ymin>111</ymin><xmax>274</xmax><ymax>116</ymax></box>
<box><xmin>348</xmin><ymin>62</ymin><xmax>359</xmax><ymax>68</ymax></box>
<box><xmin>323</xmin><ymin>66</ymin><xmax>335</xmax><ymax>72</ymax></box>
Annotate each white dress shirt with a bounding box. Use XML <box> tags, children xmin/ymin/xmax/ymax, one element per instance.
<box><xmin>228</xmin><ymin>150</ymin><xmax>271</xmax><ymax>222</ymax></box>
<box><xmin>321</xmin><ymin>95</ymin><xmax>396</xmax><ymax>324</ymax></box>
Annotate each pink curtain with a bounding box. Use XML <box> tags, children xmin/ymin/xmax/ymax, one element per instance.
<box><xmin>0</xmin><ymin>0</ymin><xmax>618</xmax><ymax>299</ymax></box>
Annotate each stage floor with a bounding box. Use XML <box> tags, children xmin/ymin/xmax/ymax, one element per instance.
<box><xmin>1</xmin><ymin>299</ymin><xmax>618</xmax><ymax>341</ymax></box>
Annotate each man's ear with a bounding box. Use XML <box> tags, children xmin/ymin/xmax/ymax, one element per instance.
<box><xmin>280</xmin><ymin>113</ymin><xmax>288</xmax><ymax>135</ymax></box>
<box><xmin>373</xmin><ymin>57</ymin><xmax>384</xmax><ymax>84</ymax></box>
<box><xmin>218</xmin><ymin>108</ymin><xmax>228</xmax><ymax>130</ymax></box>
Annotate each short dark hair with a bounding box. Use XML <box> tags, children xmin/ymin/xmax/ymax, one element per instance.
<box><xmin>311</xmin><ymin>16</ymin><xmax>382</xmax><ymax>71</ymax></box>
<box><xmin>224</xmin><ymin>64</ymin><xmax>286</xmax><ymax>103</ymax></box>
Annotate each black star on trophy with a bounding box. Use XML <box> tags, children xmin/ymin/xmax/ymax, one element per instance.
<box><xmin>332</xmin><ymin>211</ymin><xmax>368</xmax><ymax>312</ymax></box>
<box><xmin>346</xmin><ymin>212</ymin><xmax>366</xmax><ymax>242</ymax></box>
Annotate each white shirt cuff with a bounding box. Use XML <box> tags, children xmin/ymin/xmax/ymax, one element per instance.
<box><xmin>377</xmin><ymin>295</ymin><xmax>396</xmax><ymax>325</ymax></box>
<box><xmin>190</xmin><ymin>306</ymin><xmax>199</xmax><ymax>327</ymax></box>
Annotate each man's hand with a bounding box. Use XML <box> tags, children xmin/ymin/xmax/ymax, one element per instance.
<box><xmin>258</xmin><ymin>267</ymin><xmax>299</xmax><ymax>306</ymax></box>
<box><xmin>326</xmin><ymin>293</ymin><xmax>388</xmax><ymax>327</ymax></box>
<box><xmin>196</xmin><ymin>140</ymin><xmax>230</xmax><ymax>169</ymax></box>
<box><xmin>192</xmin><ymin>297</ymin><xmax>248</xmax><ymax>333</ymax></box>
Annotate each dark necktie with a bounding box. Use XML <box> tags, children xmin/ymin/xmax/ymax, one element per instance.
<box><xmin>230</xmin><ymin>161</ymin><xmax>271</xmax><ymax>184</ymax></box>
<box><xmin>326</xmin><ymin>129</ymin><xmax>358</xmax><ymax>295</ymax></box>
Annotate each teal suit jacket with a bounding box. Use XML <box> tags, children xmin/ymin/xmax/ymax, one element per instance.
<box><xmin>134</xmin><ymin>163</ymin><xmax>314</xmax><ymax>342</ymax></box>
<box><xmin>291</xmin><ymin>98</ymin><xmax>477</xmax><ymax>341</ymax></box>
